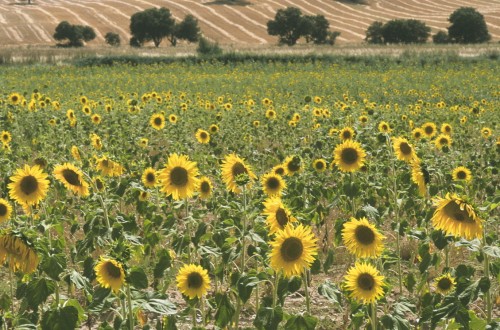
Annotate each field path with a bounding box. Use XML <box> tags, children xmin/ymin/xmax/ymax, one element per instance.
<box><xmin>0</xmin><ymin>0</ymin><xmax>498</xmax><ymax>46</ymax></box>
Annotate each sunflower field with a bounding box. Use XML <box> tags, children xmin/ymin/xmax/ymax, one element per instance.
<box><xmin>0</xmin><ymin>57</ymin><xmax>498</xmax><ymax>329</ymax></box>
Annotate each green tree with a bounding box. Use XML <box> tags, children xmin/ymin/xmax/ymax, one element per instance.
<box><xmin>365</xmin><ymin>21</ymin><xmax>384</xmax><ymax>44</ymax></box>
<box><xmin>53</xmin><ymin>21</ymin><xmax>96</xmax><ymax>47</ymax></box>
<box><xmin>267</xmin><ymin>7</ymin><xmax>304</xmax><ymax>46</ymax></box>
<box><xmin>130</xmin><ymin>7</ymin><xmax>175</xmax><ymax>47</ymax></box>
<box><xmin>432</xmin><ymin>31</ymin><xmax>449</xmax><ymax>44</ymax></box>
<box><xmin>169</xmin><ymin>14</ymin><xmax>201</xmax><ymax>46</ymax></box>
<box><xmin>448</xmin><ymin>7</ymin><xmax>491</xmax><ymax>44</ymax></box>
<box><xmin>301</xmin><ymin>15</ymin><xmax>330</xmax><ymax>44</ymax></box>
<box><xmin>382</xmin><ymin>19</ymin><xmax>430</xmax><ymax>44</ymax></box>
<box><xmin>104</xmin><ymin>32</ymin><xmax>121</xmax><ymax>47</ymax></box>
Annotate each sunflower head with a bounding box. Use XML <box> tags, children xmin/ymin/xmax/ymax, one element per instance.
<box><xmin>312</xmin><ymin>159</ymin><xmax>327</xmax><ymax>172</ymax></box>
<box><xmin>94</xmin><ymin>257</ymin><xmax>126</xmax><ymax>293</ymax></box>
<box><xmin>0</xmin><ymin>199</ymin><xmax>13</xmax><ymax>223</ymax></box>
<box><xmin>411</xmin><ymin>159</ymin><xmax>427</xmax><ymax>197</ymax></box>
<box><xmin>378</xmin><ymin>121</ymin><xmax>392</xmax><ymax>133</ymax></box>
<box><xmin>481</xmin><ymin>127</ymin><xmax>492</xmax><ymax>139</ymax></box>
<box><xmin>333</xmin><ymin>140</ymin><xmax>367</xmax><ymax>173</ymax></box>
<box><xmin>434</xmin><ymin>274</ymin><xmax>456</xmax><ymax>295</ymax></box>
<box><xmin>342</xmin><ymin>217</ymin><xmax>385</xmax><ymax>258</ymax></box>
<box><xmin>272</xmin><ymin>164</ymin><xmax>287</xmax><ymax>176</ymax></box>
<box><xmin>412</xmin><ymin>128</ymin><xmax>424</xmax><ymax>140</ymax></box>
<box><xmin>283</xmin><ymin>156</ymin><xmax>302</xmax><ymax>175</ymax></box>
<box><xmin>198</xmin><ymin>176</ymin><xmax>213</xmax><ymax>199</ymax></box>
<box><xmin>261</xmin><ymin>172</ymin><xmax>286</xmax><ymax>196</ymax></box>
<box><xmin>432</xmin><ymin>193</ymin><xmax>482</xmax><ymax>240</ymax></box>
<box><xmin>344</xmin><ymin>262</ymin><xmax>385</xmax><ymax>304</ymax></box>
<box><xmin>209</xmin><ymin>124</ymin><xmax>219</xmax><ymax>134</ymax></box>
<box><xmin>434</xmin><ymin>134</ymin><xmax>452</xmax><ymax>150</ymax></box>
<box><xmin>53</xmin><ymin>163</ymin><xmax>90</xmax><ymax>197</ymax></box>
<box><xmin>393</xmin><ymin>137</ymin><xmax>416</xmax><ymax>162</ymax></box>
<box><xmin>142</xmin><ymin>168</ymin><xmax>158</xmax><ymax>188</ymax></box>
<box><xmin>441</xmin><ymin>123</ymin><xmax>452</xmax><ymax>135</ymax></box>
<box><xmin>150</xmin><ymin>113</ymin><xmax>165</xmax><ymax>130</ymax></box>
<box><xmin>158</xmin><ymin>154</ymin><xmax>200</xmax><ymax>200</ymax></box>
<box><xmin>263</xmin><ymin>197</ymin><xmax>297</xmax><ymax>235</ymax></box>
<box><xmin>339</xmin><ymin>127</ymin><xmax>355</xmax><ymax>141</ymax></box>
<box><xmin>0</xmin><ymin>232</ymin><xmax>39</xmax><ymax>273</ymax></box>
<box><xmin>221</xmin><ymin>153</ymin><xmax>257</xmax><ymax>194</ymax></box>
<box><xmin>422</xmin><ymin>122</ymin><xmax>437</xmax><ymax>138</ymax></box>
<box><xmin>1</xmin><ymin>131</ymin><xmax>12</xmax><ymax>144</ymax></box>
<box><xmin>8</xmin><ymin>165</ymin><xmax>50</xmax><ymax>206</ymax></box>
<box><xmin>176</xmin><ymin>264</ymin><xmax>211</xmax><ymax>299</ymax></box>
<box><xmin>452</xmin><ymin>166</ymin><xmax>472</xmax><ymax>183</ymax></box>
<box><xmin>195</xmin><ymin>129</ymin><xmax>210</xmax><ymax>144</ymax></box>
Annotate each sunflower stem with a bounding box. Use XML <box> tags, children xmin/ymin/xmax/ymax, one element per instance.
<box><xmin>55</xmin><ymin>281</ymin><xmax>60</xmax><ymax>307</ymax></box>
<box><xmin>303</xmin><ymin>269</ymin><xmax>311</xmax><ymax>315</ymax></box>
<box><xmin>272</xmin><ymin>271</ymin><xmax>278</xmax><ymax>309</ymax></box>
<box><xmin>241</xmin><ymin>185</ymin><xmax>247</xmax><ymax>271</ymax></box>
<box><xmin>126</xmin><ymin>284</ymin><xmax>134</xmax><ymax>330</ymax></box>
<box><xmin>483</xmin><ymin>236</ymin><xmax>492</xmax><ymax>323</ymax></box>
<box><xmin>255</xmin><ymin>282</ymin><xmax>260</xmax><ymax>314</ymax></box>
<box><xmin>371</xmin><ymin>302</ymin><xmax>377</xmax><ymax>330</ymax></box>
<box><xmin>9</xmin><ymin>268</ymin><xmax>14</xmax><ymax>315</ymax></box>
<box><xmin>192</xmin><ymin>304</ymin><xmax>197</xmax><ymax>327</ymax></box>
<box><xmin>444</xmin><ymin>245</ymin><xmax>450</xmax><ymax>269</ymax></box>
<box><xmin>185</xmin><ymin>198</ymin><xmax>192</xmax><ymax>264</ymax></box>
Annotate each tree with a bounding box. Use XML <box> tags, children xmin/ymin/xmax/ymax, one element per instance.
<box><xmin>381</xmin><ymin>19</ymin><xmax>430</xmax><ymax>44</ymax></box>
<box><xmin>170</xmin><ymin>14</ymin><xmax>201</xmax><ymax>46</ymax></box>
<box><xmin>301</xmin><ymin>15</ymin><xmax>330</xmax><ymax>44</ymax></box>
<box><xmin>365</xmin><ymin>21</ymin><xmax>384</xmax><ymax>44</ymax></box>
<box><xmin>105</xmin><ymin>32</ymin><xmax>121</xmax><ymax>47</ymax></box>
<box><xmin>432</xmin><ymin>31</ymin><xmax>449</xmax><ymax>44</ymax></box>
<box><xmin>447</xmin><ymin>7</ymin><xmax>490</xmax><ymax>44</ymax></box>
<box><xmin>53</xmin><ymin>21</ymin><xmax>96</xmax><ymax>47</ymax></box>
<box><xmin>267</xmin><ymin>7</ymin><xmax>304</xmax><ymax>46</ymax></box>
<box><xmin>130</xmin><ymin>7</ymin><xmax>175</xmax><ymax>47</ymax></box>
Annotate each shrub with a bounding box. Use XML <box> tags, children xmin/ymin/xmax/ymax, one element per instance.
<box><xmin>53</xmin><ymin>21</ymin><xmax>96</xmax><ymax>47</ymax></box>
<box><xmin>196</xmin><ymin>37</ymin><xmax>222</xmax><ymax>56</ymax></box>
<box><xmin>448</xmin><ymin>7</ymin><xmax>491</xmax><ymax>44</ymax></box>
<box><xmin>432</xmin><ymin>31</ymin><xmax>449</xmax><ymax>44</ymax></box>
<box><xmin>365</xmin><ymin>21</ymin><xmax>384</xmax><ymax>44</ymax></box>
<box><xmin>173</xmin><ymin>15</ymin><xmax>201</xmax><ymax>45</ymax></box>
<box><xmin>105</xmin><ymin>32</ymin><xmax>121</xmax><ymax>47</ymax></box>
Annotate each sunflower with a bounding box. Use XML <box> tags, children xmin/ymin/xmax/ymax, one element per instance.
<box><xmin>342</xmin><ymin>217</ymin><xmax>385</xmax><ymax>258</ymax></box>
<box><xmin>312</xmin><ymin>159</ymin><xmax>327</xmax><ymax>172</ymax></box>
<box><xmin>411</xmin><ymin>159</ymin><xmax>428</xmax><ymax>197</ymax></box>
<box><xmin>422</xmin><ymin>122</ymin><xmax>437</xmax><ymax>138</ymax></box>
<box><xmin>432</xmin><ymin>193</ymin><xmax>482</xmax><ymax>239</ymax></box>
<box><xmin>96</xmin><ymin>157</ymin><xmax>124</xmax><ymax>177</ymax></box>
<box><xmin>434</xmin><ymin>134</ymin><xmax>452</xmax><ymax>150</ymax></box>
<box><xmin>8</xmin><ymin>93</ymin><xmax>22</xmax><ymax>105</ymax></box>
<box><xmin>90</xmin><ymin>133</ymin><xmax>103</xmax><ymax>150</ymax></box>
<box><xmin>1</xmin><ymin>131</ymin><xmax>12</xmax><ymax>145</ymax></box>
<box><xmin>0</xmin><ymin>232</ymin><xmax>39</xmax><ymax>273</ymax></box>
<box><xmin>481</xmin><ymin>127</ymin><xmax>492</xmax><ymax>139</ymax></box>
<box><xmin>265</xmin><ymin>109</ymin><xmax>277</xmax><ymax>120</ymax></box>
<box><xmin>392</xmin><ymin>137</ymin><xmax>416</xmax><ymax>162</ymax></box>
<box><xmin>150</xmin><ymin>113</ymin><xmax>165</xmax><ymax>130</ymax></box>
<box><xmin>195</xmin><ymin>129</ymin><xmax>210</xmax><ymax>144</ymax></box>
<box><xmin>339</xmin><ymin>127</ymin><xmax>355</xmax><ymax>141</ymax></box>
<box><xmin>176</xmin><ymin>264</ymin><xmax>211</xmax><ymax>299</ymax></box>
<box><xmin>333</xmin><ymin>140</ymin><xmax>367</xmax><ymax>172</ymax></box>
<box><xmin>344</xmin><ymin>262</ymin><xmax>385</xmax><ymax>304</ymax></box>
<box><xmin>452</xmin><ymin>166</ymin><xmax>472</xmax><ymax>183</ymax></box>
<box><xmin>94</xmin><ymin>257</ymin><xmax>126</xmax><ymax>293</ymax></box>
<box><xmin>359</xmin><ymin>115</ymin><xmax>368</xmax><ymax>125</ymax></box>
<box><xmin>91</xmin><ymin>114</ymin><xmax>101</xmax><ymax>125</ymax></box>
<box><xmin>0</xmin><ymin>199</ymin><xmax>13</xmax><ymax>223</ymax></box>
<box><xmin>70</xmin><ymin>146</ymin><xmax>81</xmax><ymax>161</ymax></box>
<box><xmin>8</xmin><ymin>165</ymin><xmax>50</xmax><ymax>206</ymax></box>
<box><xmin>270</xmin><ymin>224</ymin><xmax>318</xmax><ymax>277</ymax></box>
<box><xmin>53</xmin><ymin>163</ymin><xmax>90</xmax><ymax>197</ymax></box>
<box><xmin>441</xmin><ymin>123</ymin><xmax>452</xmax><ymax>135</ymax></box>
<box><xmin>378</xmin><ymin>121</ymin><xmax>392</xmax><ymax>133</ymax></box>
<box><xmin>198</xmin><ymin>176</ymin><xmax>213</xmax><ymax>199</ymax></box>
<box><xmin>141</xmin><ymin>168</ymin><xmax>158</xmax><ymax>188</ymax></box>
<box><xmin>139</xmin><ymin>191</ymin><xmax>149</xmax><ymax>201</ymax></box>
<box><xmin>221</xmin><ymin>153</ymin><xmax>257</xmax><ymax>194</ymax></box>
<box><xmin>93</xmin><ymin>176</ymin><xmax>106</xmax><ymax>192</ymax></box>
<box><xmin>209</xmin><ymin>124</ymin><xmax>219</xmax><ymax>134</ymax></box>
<box><xmin>262</xmin><ymin>197</ymin><xmax>297</xmax><ymax>235</ymax></box>
<box><xmin>412</xmin><ymin>128</ymin><xmax>424</xmax><ymax>140</ymax></box>
<box><xmin>80</xmin><ymin>96</ymin><xmax>88</xmax><ymax>105</ymax></box>
<box><xmin>261</xmin><ymin>172</ymin><xmax>286</xmax><ymax>196</ymax></box>
<box><xmin>283</xmin><ymin>155</ymin><xmax>302</xmax><ymax>176</ymax></box>
<box><xmin>434</xmin><ymin>274</ymin><xmax>456</xmax><ymax>295</ymax></box>
<box><xmin>82</xmin><ymin>106</ymin><xmax>92</xmax><ymax>116</ymax></box>
<box><xmin>272</xmin><ymin>164</ymin><xmax>287</xmax><ymax>176</ymax></box>
<box><xmin>158</xmin><ymin>154</ymin><xmax>199</xmax><ymax>200</ymax></box>
<box><xmin>253</xmin><ymin>120</ymin><xmax>260</xmax><ymax>128</ymax></box>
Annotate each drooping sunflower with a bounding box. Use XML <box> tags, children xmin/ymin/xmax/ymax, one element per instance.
<box><xmin>220</xmin><ymin>153</ymin><xmax>257</xmax><ymax>194</ymax></box>
<box><xmin>283</xmin><ymin>155</ymin><xmax>302</xmax><ymax>176</ymax></box>
<box><xmin>195</xmin><ymin>129</ymin><xmax>210</xmax><ymax>144</ymax></box>
<box><xmin>269</xmin><ymin>224</ymin><xmax>318</xmax><ymax>277</ymax></box>
<box><xmin>342</xmin><ymin>217</ymin><xmax>385</xmax><ymax>258</ymax></box>
<box><xmin>434</xmin><ymin>274</ymin><xmax>456</xmax><ymax>295</ymax></box>
<box><xmin>96</xmin><ymin>157</ymin><xmax>124</xmax><ymax>177</ymax></box>
<box><xmin>422</xmin><ymin>122</ymin><xmax>437</xmax><ymax>138</ymax></box>
<box><xmin>333</xmin><ymin>140</ymin><xmax>367</xmax><ymax>172</ymax></box>
<box><xmin>53</xmin><ymin>163</ymin><xmax>90</xmax><ymax>197</ymax></box>
<box><xmin>392</xmin><ymin>137</ymin><xmax>417</xmax><ymax>162</ymax></box>
<box><xmin>8</xmin><ymin>165</ymin><xmax>50</xmax><ymax>206</ymax></box>
<box><xmin>451</xmin><ymin>166</ymin><xmax>472</xmax><ymax>183</ymax></box>
<box><xmin>434</xmin><ymin>134</ymin><xmax>452</xmax><ymax>150</ymax></box>
<box><xmin>0</xmin><ymin>199</ymin><xmax>13</xmax><ymax>223</ymax></box>
<box><xmin>0</xmin><ymin>232</ymin><xmax>39</xmax><ymax>273</ymax></box>
<box><xmin>262</xmin><ymin>197</ymin><xmax>297</xmax><ymax>235</ymax></box>
<box><xmin>411</xmin><ymin>159</ymin><xmax>428</xmax><ymax>197</ymax></box>
<box><xmin>339</xmin><ymin>127</ymin><xmax>355</xmax><ymax>141</ymax></box>
<box><xmin>176</xmin><ymin>264</ymin><xmax>211</xmax><ymax>299</ymax></box>
<box><xmin>432</xmin><ymin>193</ymin><xmax>483</xmax><ymax>240</ymax></box>
<box><xmin>198</xmin><ymin>176</ymin><xmax>213</xmax><ymax>199</ymax></box>
<box><xmin>312</xmin><ymin>159</ymin><xmax>327</xmax><ymax>172</ymax></box>
<box><xmin>412</xmin><ymin>128</ymin><xmax>424</xmax><ymax>140</ymax></box>
<box><xmin>344</xmin><ymin>262</ymin><xmax>385</xmax><ymax>304</ymax></box>
<box><xmin>71</xmin><ymin>145</ymin><xmax>81</xmax><ymax>161</ymax></box>
<box><xmin>261</xmin><ymin>172</ymin><xmax>286</xmax><ymax>197</ymax></box>
<box><xmin>158</xmin><ymin>154</ymin><xmax>199</xmax><ymax>200</ymax></box>
<box><xmin>150</xmin><ymin>113</ymin><xmax>165</xmax><ymax>130</ymax></box>
<box><xmin>378</xmin><ymin>121</ymin><xmax>392</xmax><ymax>134</ymax></box>
<box><xmin>94</xmin><ymin>257</ymin><xmax>126</xmax><ymax>293</ymax></box>
<box><xmin>481</xmin><ymin>127</ymin><xmax>492</xmax><ymax>139</ymax></box>
<box><xmin>141</xmin><ymin>167</ymin><xmax>158</xmax><ymax>188</ymax></box>
<box><xmin>1</xmin><ymin>131</ymin><xmax>12</xmax><ymax>145</ymax></box>
<box><xmin>441</xmin><ymin>123</ymin><xmax>452</xmax><ymax>135</ymax></box>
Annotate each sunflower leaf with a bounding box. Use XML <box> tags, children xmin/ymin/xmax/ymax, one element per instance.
<box><xmin>128</xmin><ymin>267</ymin><xmax>148</xmax><ymax>289</ymax></box>
<box><xmin>140</xmin><ymin>298</ymin><xmax>176</xmax><ymax>315</ymax></box>
<box><xmin>284</xmin><ymin>314</ymin><xmax>318</xmax><ymax>330</ymax></box>
<box><xmin>483</xmin><ymin>246</ymin><xmax>500</xmax><ymax>258</ymax></box>
<box><xmin>214</xmin><ymin>293</ymin><xmax>235</xmax><ymax>328</ymax></box>
<box><xmin>26</xmin><ymin>278</ymin><xmax>56</xmax><ymax>309</ymax></box>
<box><xmin>317</xmin><ymin>281</ymin><xmax>342</xmax><ymax>305</ymax></box>
<box><xmin>41</xmin><ymin>306</ymin><xmax>79</xmax><ymax>330</ymax></box>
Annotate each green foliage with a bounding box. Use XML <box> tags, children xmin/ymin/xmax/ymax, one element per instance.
<box><xmin>53</xmin><ymin>21</ymin><xmax>96</xmax><ymax>47</ymax></box>
<box><xmin>104</xmin><ymin>32</ymin><xmax>121</xmax><ymax>47</ymax></box>
<box><xmin>196</xmin><ymin>37</ymin><xmax>222</xmax><ymax>56</ymax></box>
<box><xmin>130</xmin><ymin>7</ymin><xmax>175</xmax><ymax>47</ymax></box>
<box><xmin>433</xmin><ymin>31</ymin><xmax>449</xmax><ymax>44</ymax></box>
<box><xmin>448</xmin><ymin>7</ymin><xmax>491</xmax><ymax>44</ymax></box>
<box><xmin>365</xmin><ymin>21</ymin><xmax>384</xmax><ymax>44</ymax></box>
<box><xmin>41</xmin><ymin>306</ymin><xmax>79</xmax><ymax>330</ymax></box>
<box><xmin>382</xmin><ymin>19</ymin><xmax>430</xmax><ymax>44</ymax></box>
<box><xmin>173</xmin><ymin>14</ymin><xmax>201</xmax><ymax>45</ymax></box>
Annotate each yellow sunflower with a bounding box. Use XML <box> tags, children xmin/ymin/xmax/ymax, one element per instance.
<box><xmin>411</xmin><ymin>159</ymin><xmax>428</xmax><ymax>197</ymax></box>
<box><xmin>312</xmin><ymin>159</ymin><xmax>327</xmax><ymax>172</ymax></box>
<box><xmin>169</xmin><ymin>114</ymin><xmax>178</xmax><ymax>124</ymax></box>
<box><xmin>422</xmin><ymin>122</ymin><xmax>437</xmax><ymax>138</ymax></box>
<box><xmin>265</xmin><ymin>109</ymin><xmax>277</xmax><ymax>120</ymax></box>
<box><xmin>283</xmin><ymin>156</ymin><xmax>302</xmax><ymax>176</ymax></box>
<box><xmin>441</xmin><ymin>123</ymin><xmax>452</xmax><ymax>135</ymax></box>
<box><xmin>94</xmin><ymin>257</ymin><xmax>126</xmax><ymax>293</ymax></box>
<box><xmin>139</xmin><ymin>191</ymin><xmax>149</xmax><ymax>201</ymax></box>
<box><xmin>209</xmin><ymin>124</ymin><xmax>219</xmax><ymax>134</ymax></box>
<box><xmin>8</xmin><ymin>165</ymin><xmax>50</xmax><ymax>206</ymax></box>
<box><xmin>158</xmin><ymin>154</ymin><xmax>199</xmax><ymax>200</ymax></box>
<box><xmin>434</xmin><ymin>134</ymin><xmax>452</xmax><ymax>150</ymax></box>
<box><xmin>53</xmin><ymin>163</ymin><xmax>90</xmax><ymax>197</ymax></box>
<box><xmin>342</xmin><ymin>217</ymin><xmax>385</xmax><ymax>258</ymax></box>
<box><xmin>272</xmin><ymin>164</ymin><xmax>287</xmax><ymax>176</ymax></box>
<box><xmin>359</xmin><ymin>115</ymin><xmax>368</xmax><ymax>125</ymax></box>
<box><xmin>344</xmin><ymin>262</ymin><xmax>385</xmax><ymax>304</ymax></box>
<box><xmin>262</xmin><ymin>197</ymin><xmax>297</xmax><ymax>235</ymax></box>
<box><xmin>378</xmin><ymin>121</ymin><xmax>392</xmax><ymax>134</ymax></box>
<box><xmin>261</xmin><ymin>172</ymin><xmax>286</xmax><ymax>197</ymax></box>
<box><xmin>253</xmin><ymin>120</ymin><xmax>260</xmax><ymax>128</ymax></box>
<box><xmin>339</xmin><ymin>127</ymin><xmax>355</xmax><ymax>141</ymax></box>
<box><xmin>150</xmin><ymin>113</ymin><xmax>165</xmax><ymax>130</ymax></box>
<box><xmin>392</xmin><ymin>137</ymin><xmax>417</xmax><ymax>162</ymax></box>
<box><xmin>198</xmin><ymin>176</ymin><xmax>213</xmax><ymax>199</ymax></box>
<box><xmin>412</xmin><ymin>128</ymin><xmax>424</xmax><ymax>140</ymax></box>
<box><xmin>434</xmin><ymin>274</ymin><xmax>456</xmax><ymax>295</ymax></box>
<box><xmin>90</xmin><ymin>133</ymin><xmax>103</xmax><ymax>150</ymax></box>
<box><xmin>176</xmin><ymin>264</ymin><xmax>211</xmax><ymax>299</ymax></box>
<box><xmin>432</xmin><ymin>193</ymin><xmax>482</xmax><ymax>240</ymax></box>
<box><xmin>195</xmin><ymin>129</ymin><xmax>210</xmax><ymax>144</ymax></box>
<box><xmin>138</xmin><ymin>138</ymin><xmax>148</xmax><ymax>148</ymax></box>
<box><xmin>452</xmin><ymin>166</ymin><xmax>472</xmax><ymax>183</ymax></box>
<box><xmin>141</xmin><ymin>168</ymin><xmax>158</xmax><ymax>188</ymax></box>
<box><xmin>0</xmin><ymin>233</ymin><xmax>39</xmax><ymax>273</ymax></box>
<box><xmin>1</xmin><ymin>131</ymin><xmax>12</xmax><ymax>145</ymax></box>
<box><xmin>0</xmin><ymin>199</ymin><xmax>13</xmax><ymax>223</ymax></box>
<box><xmin>71</xmin><ymin>145</ymin><xmax>81</xmax><ymax>161</ymax></box>
<box><xmin>269</xmin><ymin>224</ymin><xmax>318</xmax><ymax>277</ymax></box>
<box><xmin>481</xmin><ymin>127</ymin><xmax>492</xmax><ymax>139</ymax></box>
<box><xmin>96</xmin><ymin>157</ymin><xmax>124</xmax><ymax>177</ymax></box>
<box><xmin>220</xmin><ymin>153</ymin><xmax>257</xmax><ymax>194</ymax></box>
<box><xmin>333</xmin><ymin>140</ymin><xmax>367</xmax><ymax>172</ymax></box>
<box><xmin>8</xmin><ymin>93</ymin><xmax>22</xmax><ymax>105</ymax></box>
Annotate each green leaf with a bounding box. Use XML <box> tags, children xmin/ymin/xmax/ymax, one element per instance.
<box><xmin>214</xmin><ymin>293</ymin><xmax>235</xmax><ymax>328</ymax></box>
<box><xmin>237</xmin><ymin>275</ymin><xmax>259</xmax><ymax>303</ymax></box>
<box><xmin>64</xmin><ymin>299</ymin><xmax>86</xmax><ymax>323</ymax></box>
<box><xmin>69</xmin><ymin>270</ymin><xmax>91</xmax><ymax>294</ymax></box>
<box><xmin>153</xmin><ymin>250</ymin><xmax>172</xmax><ymax>279</ymax></box>
<box><xmin>317</xmin><ymin>281</ymin><xmax>342</xmax><ymax>305</ymax></box>
<box><xmin>284</xmin><ymin>315</ymin><xmax>318</xmax><ymax>330</ymax></box>
<box><xmin>128</xmin><ymin>267</ymin><xmax>148</xmax><ymax>289</ymax></box>
<box><xmin>404</xmin><ymin>273</ymin><xmax>416</xmax><ymax>293</ymax></box>
<box><xmin>253</xmin><ymin>306</ymin><xmax>283</xmax><ymax>330</ymax></box>
<box><xmin>0</xmin><ymin>293</ymin><xmax>11</xmax><ymax>311</ymax></box>
<box><xmin>478</xmin><ymin>277</ymin><xmax>490</xmax><ymax>293</ymax></box>
<box><xmin>41</xmin><ymin>253</ymin><xmax>67</xmax><ymax>281</ymax></box>
<box><xmin>468</xmin><ymin>310</ymin><xmax>487</xmax><ymax>329</ymax></box>
<box><xmin>483</xmin><ymin>246</ymin><xmax>500</xmax><ymax>258</ymax></box>
<box><xmin>192</xmin><ymin>222</ymin><xmax>207</xmax><ymax>246</ymax></box>
<box><xmin>26</xmin><ymin>278</ymin><xmax>56</xmax><ymax>309</ymax></box>
<box><xmin>140</xmin><ymin>298</ymin><xmax>176</xmax><ymax>315</ymax></box>
<box><xmin>430</xmin><ymin>230</ymin><xmax>449</xmax><ymax>250</ymax></box>
<box><xmin>41</xmin><ymin>306</ymin><xmax>79</xmax><ymax>330</ymax></box>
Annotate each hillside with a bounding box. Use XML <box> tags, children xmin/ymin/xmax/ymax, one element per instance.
<box><xmin>0</xmin><ymin>0</ymin><xmax>499</xmax><ymax>46</ymax></box>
